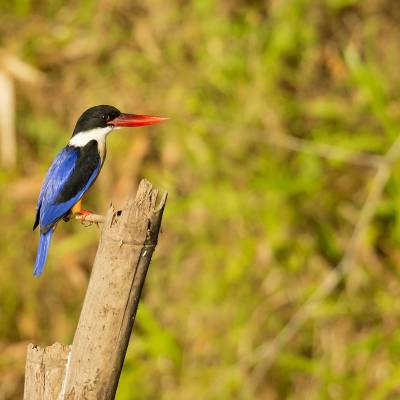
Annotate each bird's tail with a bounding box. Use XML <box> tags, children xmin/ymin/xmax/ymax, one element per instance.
<box><xmin>33</xmin><ymin>229</ymin><xmax>54</xmax><ymax>277</ymax></box>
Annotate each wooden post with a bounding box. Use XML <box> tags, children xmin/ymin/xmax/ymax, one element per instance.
<box><xmin>23</xmin><ymin>179</ymin><xmax>167</xmax><ymax>399</ymax></box>
<box><xmin>23</xmin><ymin>343</ymin><xmax>71</xmax><ymax>400</ymax></box>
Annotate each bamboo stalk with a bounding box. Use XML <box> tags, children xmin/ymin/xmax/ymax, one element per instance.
<box><xmin>23</xmin><ymin>343</ymin><xmax>71</xmax><ymax>400</ymax></box>
<box><xmin>61</xmin><ymin>179</ymin><xmax>167</xmax><ymax>399</ymax></box>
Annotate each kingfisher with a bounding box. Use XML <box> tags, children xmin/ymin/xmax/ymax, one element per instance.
<box><xmin>33</xmin><ymin>105</ymin><xmax>166</xmax><ymax>276</ymax></box>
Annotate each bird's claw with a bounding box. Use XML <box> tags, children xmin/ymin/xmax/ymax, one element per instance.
<box><xmin>77</xmin><ymin>209</ymin><xmax>93</xmax><ymax>221</ymax></box>
<box><xmin>74</xmin><ymin>209</ymin><xmax>93</xmax><ymax>226</ymax></box>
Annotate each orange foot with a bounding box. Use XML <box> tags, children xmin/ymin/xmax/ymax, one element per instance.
<box><xmin>71</xmin><ymin>200</ymin><xmax>93</xmax><ymax>221</ymax></box>
<box><xmin>76</xmin><ymin>209</ymin><xmax>93</xmax><ymax>221</ymax></box>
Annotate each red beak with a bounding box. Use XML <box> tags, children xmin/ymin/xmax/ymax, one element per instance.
<box><xmin>108</xmin><ymin>113</ymin><xmax>168</xmax><ymax>127</ymax></box>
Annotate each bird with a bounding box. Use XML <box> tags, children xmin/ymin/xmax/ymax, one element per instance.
<box><xmin>32</xmin><ymin>105</ymin><xmax>166</xmax><ymax>276</ymax></box>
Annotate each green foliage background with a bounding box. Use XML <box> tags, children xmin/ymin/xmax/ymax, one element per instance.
<box><xmin>2</xmin><ymin>0</ymin><xmax>400</xmax><ymax>398</ymax></box>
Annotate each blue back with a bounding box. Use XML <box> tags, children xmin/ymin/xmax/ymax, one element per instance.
<box><xmin>36</xmin><ymin>146</ymin><xmax>100</xmax><ymax>231</ymax></box>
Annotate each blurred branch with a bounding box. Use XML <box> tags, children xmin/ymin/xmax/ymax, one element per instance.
<box><xmin>0</xmin><ymin>71</ymin><xmax>16</xmax><ymax>168</ymax></box>
<box><xmin>0</xmin><ymin>50</ymin><xmax>46</xmax><ymax>85</ymax></box>
<box><xmin>246</xmin><ymin>134</ymin><xmax>400</xmax><ymax>390</ymax></box>
<box><xmin>0</xmin><ymin>50</ymin><xmax>46</xmax><ymax>168</ymax></box>
<box><xmin>264</xmin><ymin>133</ymin><xmax>384</xmax><ymax>168</ymax></box>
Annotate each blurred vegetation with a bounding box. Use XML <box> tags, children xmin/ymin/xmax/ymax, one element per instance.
<box><xmin>1</xmin><ymin>0</ymin><xmax>400</xmax><ymax>398</ymax></box>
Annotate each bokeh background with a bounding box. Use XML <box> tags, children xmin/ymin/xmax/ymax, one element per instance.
<box><xmin>2</xmin><ymin>0</ymin><xmax>400</xmax><ymax>398</ymax></box>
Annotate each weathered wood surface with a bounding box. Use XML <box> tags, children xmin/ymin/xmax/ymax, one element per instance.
<box><xmin>62</xmin><ymin>179</ymin><xmax>167</xmax><ymax>399</ymax></box>
<box><xmin>23</xmin><ymin>179</ymin><xmax>167</xmax><ymax>399</ymax></box>
<box><xmin>23</xmin><ymin>343</ymin><xmax>71</xmax><ymax>400</ymax></box>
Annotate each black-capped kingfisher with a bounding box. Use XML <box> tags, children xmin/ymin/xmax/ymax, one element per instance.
<box><xmin>33</xmin><ymin>105</ymin><xmax>166</xmax><ymax>276</ymax></box>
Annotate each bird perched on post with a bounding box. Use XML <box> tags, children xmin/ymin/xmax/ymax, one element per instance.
<box><xmin>33</xmin><ymin>105</ymin><xmax>166</xmax><ymax>276</ymax></box>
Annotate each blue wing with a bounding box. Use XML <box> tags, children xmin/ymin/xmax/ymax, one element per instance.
<box><xmin>34</xmin><ymin>147</ymin><xmax>78</xmax><ymax>225</ymax></box>
<box><xmin>35</xmin><ymin>146</ymin><xmax>100</xmax><ymax>232</ymax></box>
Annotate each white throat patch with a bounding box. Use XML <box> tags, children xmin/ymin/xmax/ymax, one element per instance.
<box><xmin>69</xmin><ymin>126</ymin><xmax>114</xmax><ymax>147</ymax></box>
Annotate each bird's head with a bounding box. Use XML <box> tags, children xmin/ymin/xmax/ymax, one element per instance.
<box><xmin>70</xmin><ymin>105</ymin><xmax>167</xmax><ymax>146</ymax></box>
